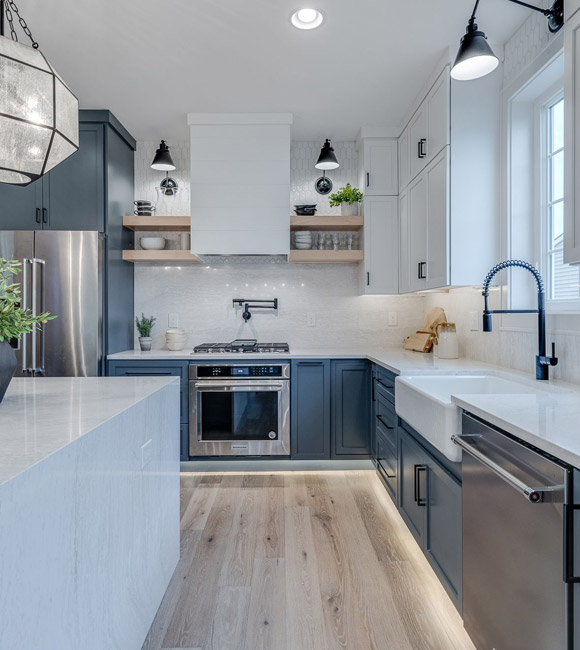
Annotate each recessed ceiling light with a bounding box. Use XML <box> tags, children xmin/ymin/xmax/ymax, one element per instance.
<box><xmin>290</xmin><ymin>8</ymin><xmax>324</xmax><ymax>30</ymax></box>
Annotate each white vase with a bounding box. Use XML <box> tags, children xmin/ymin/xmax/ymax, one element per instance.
<box><xmin>341</xmin><ymin>203</ymin><xmax>359</xmax><ymax>217</ymax></box>
<box><xmin>139</xmin><ymin>337</ymin><xmax>152</xmax><ymax>352</ymax></box>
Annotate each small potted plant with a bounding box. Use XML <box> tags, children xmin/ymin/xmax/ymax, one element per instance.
<box><xmin>0</xmin><ymin>258</ymin><xmax>55</xmax><ymax>404</ymax></box>
<box><xmin>135</xmin><ymin>313</ymin><xmax>156</xmax><ymax>351</ymax></box>
<box><xmin>329</xmin><ymin>183</ymin><xmax>364</xmax><ymax>216</ymax></box>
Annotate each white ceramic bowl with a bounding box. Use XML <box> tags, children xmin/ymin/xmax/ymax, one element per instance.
<box><xmin>166</xmin><ymin>340</ymin><xmax>186</xmax><ymax>351</ymax></box>
<box><xmin>140</xmin><ymin>237</ymin><xmax>166</xmax><ymax>250</ymax></box>
<box><xmin>295</xmin><ymin>243</ymin><xmax>313</xmax><ymax>250</ymax></box>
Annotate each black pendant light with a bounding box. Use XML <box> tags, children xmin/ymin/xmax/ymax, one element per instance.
<box><xmin>0</xmin><ymin>0</ymin><xmax>79</xmax><ymax>186</ymax></box>
<box><xmin>151</xmin><ymin>140</ymin><xmax>176</xmax><ymax>171</ymax></box>
<box><xmin>315</xmin><ymin>139</ymin><xmax>340</xmax><ymax>170</ymax></box>
<box><xmin>451</xmin><ymin>0</ymin><xmax>564</xmax><ymax>82</ymax></box>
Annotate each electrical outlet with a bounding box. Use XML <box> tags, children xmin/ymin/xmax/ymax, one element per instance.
<box><xmin>168</xmin><ymin>313</ymin><xmax>179</xmax><ymax>328</ymax></box>
<box><xmin>141</xmin><ymin>439</ymin><xmax>153</xmax><ymax>469</ymax></box>
<box><xmin>388</xmin><ymin>311</ymin><xmax>398</xmax><ymax>327</ymax></box>
<box><xmin>469</xmin><ymin>311</ymin><xmax>480</xmax><ymax>331</ymax></box>
<box><xmin>307</xmin><ymin>312</ymin><xmax>316</xmax><ymax>327</ymax></box>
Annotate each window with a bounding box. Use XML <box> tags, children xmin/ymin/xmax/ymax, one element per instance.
<box><xmin>542</xmin><ymin>96</ymin><xmax>580</xmax><ymax>308</ymax></box>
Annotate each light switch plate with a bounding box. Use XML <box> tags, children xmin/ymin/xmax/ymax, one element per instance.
<box><xmin>307</xmin><ymin>312</ymin><xmax>316</xmax><ymax>327</ymax></box>
<box><xmin>168</xmin><ymin>313</ymin><xmax>179</xmax><ymax>328</ymax></box>
<box><xmin>469</xmin><ymin>311</ymin><xmax>480</xmax><ymax>331</ymax></box>
<box><xmin>388</xmin><ymin>311</ymin><xmax>398</xmax><ymax>327</ymax></box>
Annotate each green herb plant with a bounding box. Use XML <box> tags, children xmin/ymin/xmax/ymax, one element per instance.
<box><xmin>0</xmin><ymin>258</ymin><xmax>55</xmax><ymax>343</ymax></box>
<box><xmin>135</xmin><ymin>313</ymin><xmax>156</xmax><ymax>338</ymax></box>
<box><xmin>329</xmin><ymin>183</ymin><xmax>364</xmax><ymax>207</ymax></box>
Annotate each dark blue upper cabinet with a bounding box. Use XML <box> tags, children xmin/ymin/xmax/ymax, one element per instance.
<box><xmin>291</xmin><ymin>360</ymin><xmax>331</xmax><ymax>460</ymax></box>
<box><xmin>331</xmin><ymin>360</ymin><xmax>371</xmax><ymax>457</ymax></box>
<box><xmin>0</xmin><ymin>175</ymin><xmax>43</xmax><ymax>230</ymax></box>
<box><xmin>43</xmin><ymin>124</ymin><xmax>105</xmax><ymax>231</ymax></box>
<box><xmin>0</xmin><ymin>110</ymin><xmax>135</xmax><ymax>233</ymax></box>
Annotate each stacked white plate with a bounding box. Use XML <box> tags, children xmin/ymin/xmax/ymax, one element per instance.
<box><xmin>166</xmin><ymin>328</ymin><xmax>186</xmax><ymax>351</ymax></box>
<box><xmin>294</xmin><ymin>231</ymin><xmax>313</xmax><ymax>250</ymax></box>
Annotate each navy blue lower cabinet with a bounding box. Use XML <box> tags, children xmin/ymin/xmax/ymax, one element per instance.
<box><xmin>331</xmin><ymin>360</ymin><xmax>371</xmax><ymax>457</ymax></box>
<box><xmin>398</xmin><ymin>428</ymin><xmax>428</xmax><ymax>546</ymax></box>
<box><xmin>425</xmin><ymin>457</ymin><xmax>463</xmax><ymax>610</ymax></box>
<box><xmin>291</xmin><ymin>360</ymin><xmax>331</xmax><ymax>460</ymax></box>
<box><xmin>398</xmin><ymin>420</ymin><xmax>463</xmax><ymax>612</ymax></box>
<box><xmin>107</xmin><ymin>359</ymin><xmax>189</xmax><ymax>461</ymax></box>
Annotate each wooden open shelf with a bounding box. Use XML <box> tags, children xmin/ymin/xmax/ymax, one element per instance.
<box><xmin>122</xmin><ymin>250</ymin><xmax>202</xmax><ymax>264</ymax></box>
<box><xmin>290</xmin><ymin>215</ymin><xmax>364</xmax><ymax>231</ymax></box>
<box><xmin>123</xmin><ymin>215</ymin><xmax>191</xmax><ymax>232</ymax></box>
<box><xmin>289</xmin><ymin>249</ymin><xmax>364</xmax><ymax>264</ymax></box>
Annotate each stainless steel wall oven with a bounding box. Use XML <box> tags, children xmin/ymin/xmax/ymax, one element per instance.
<box><xmin>189</xmin><ymin>363</ymin><xmax>290</xmax><ymax>456</ymax></box>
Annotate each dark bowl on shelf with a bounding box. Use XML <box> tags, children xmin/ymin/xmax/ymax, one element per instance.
<box><xmin>294</xmin><ymin>205</ymin><xmax>317</xmax><ymax>216</ymax></box>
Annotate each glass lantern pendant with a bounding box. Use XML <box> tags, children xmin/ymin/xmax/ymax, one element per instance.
<box><xmin>0</xmin><ymin>0</ymin><xmax>79</xmax><ymax>185</ymax></box>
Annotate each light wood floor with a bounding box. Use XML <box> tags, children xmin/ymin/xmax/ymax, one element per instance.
<box><xmin>142</xmin><ymin>470</ymin><xmax>476</xmax><ymax>650</ymax></box>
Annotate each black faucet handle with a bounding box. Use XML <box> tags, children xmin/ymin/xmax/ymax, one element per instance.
<box><xmin>550</xmin><ymin>342</ymin><xmax>559</xmax><ymax>366</ymax></box>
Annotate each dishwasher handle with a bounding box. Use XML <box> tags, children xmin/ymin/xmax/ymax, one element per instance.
<box><xmin>452</xmin><ymin>434</ymin><xmax>566</xmax><ymax>503</ymax></box>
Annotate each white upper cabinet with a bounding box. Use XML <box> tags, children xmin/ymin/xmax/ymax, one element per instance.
<box><xmin>360</xmin><ymin>138</ymin><xmax>398</xmax><ymax>196</ymax></box>
<box><xmin>398</xmin><ymin>64</ymin><xmax>501</xmax><ymax>292</ymax></box>
<box><xmin>402</xmin><ymin>69</ymin><xmax>450</xmax><ymax>188</ymax></box>
<box><xmin>187</xmin><ymin>113</ymin><xmax>292</xmax><ymax>255</ymax></box>
<box><xmin>565</xmin><ymin>11</ymin><xmax>580</xmax><ymax>264</ymax></box>
<box><xmin>360</xmin><ymin>195</ymin><xmax>399</xmax><ymax>294</ymax></box>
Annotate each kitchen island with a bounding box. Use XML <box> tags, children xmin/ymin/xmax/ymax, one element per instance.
<box><xmin>0</xmin><ymin>377</ymin><xmax>180</xmax><ymax>650</ymax></box>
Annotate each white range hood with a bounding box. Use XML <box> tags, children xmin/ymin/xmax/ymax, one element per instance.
<box><xmin>187</xmin><ymin>113</ymin><xmax>293</xmax><ymax>255</ymax></box>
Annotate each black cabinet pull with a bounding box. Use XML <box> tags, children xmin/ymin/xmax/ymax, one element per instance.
<box><xmin>414</xmin><ymin>464</ymin><xmax>427</xmax><ymax>506</ymax></box>
<box><xmin>36</xmin><ymin>208</ymin><xmax>41</xmax><ymax>224</ymax></box>
<box><xmin>42</xmin><ymin>208</ymin><xmax>48</xmax><ymax>224</ymax></box>
<box><xmin>378</xmin><ymin>458</ymin><xmax>396</xmax><ymax>480</ymax></box>
<box><xmin>564</xmin><ymin>504</ymin><xmax>580</xmax><ymax>583</ymax></box>
<box><xmin>417</xmin><ymin>262</ymin><xmax>426</xmax><ymax>280</ymax></box>
<box><xmin>375</xmin><ymin>378</ymin><xmax>393</xmax><ymax>391</ymax></box>
<box><xmin>417</xmin><ymin>138</ymin><xmax>427</xmax><ymax>159</ymax></box>
<box><xmin>372</xmin><ymin>376</ymin><xmax>376</xmax><ymax>402</ymax></box>
<box><xmin>377</xmin><ymin>414</ymin><xmax>394</xmax><ymax>430</ymax></box>
<box><xmin>366</xmin><ymin>271</ymin><xmax>370</xmax><ymax>286</ymax></box>
<box><xmin>366</xmin><ymin>172</ymin><xmax>370</xmax><ymax>187</ymax></box>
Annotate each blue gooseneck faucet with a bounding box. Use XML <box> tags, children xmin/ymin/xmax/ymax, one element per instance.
<box><xmin>482</xmin><ymin>260</ymin><xmax>558</xmax><ymax>380</ymax></box>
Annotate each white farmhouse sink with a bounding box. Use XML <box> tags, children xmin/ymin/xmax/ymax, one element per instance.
<box><xmin>395</xmin><ymin>374</ymin><xmax>555</xmax><ymax>462</ymax></box>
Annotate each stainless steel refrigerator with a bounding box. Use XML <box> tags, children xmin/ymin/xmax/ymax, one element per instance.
<box><xmin>0</xmin><ymin>231</ymin><xmax>102</xmax><ymax>377</ymax></box>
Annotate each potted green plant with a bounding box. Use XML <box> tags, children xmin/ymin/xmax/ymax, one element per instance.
<box><xmin>0</xmin><ymin>258</ymin><xmax>55</xmax><ymax>404</ymax></box>
<box><xmin>135</xmin><ymin>313</ymin><xmax>156</xmax><ymax>351</ymax></box>
<box><xmin>329</xmin><ymin>183</ymin><xmax>364</xmax><ymax>216</ymax></box>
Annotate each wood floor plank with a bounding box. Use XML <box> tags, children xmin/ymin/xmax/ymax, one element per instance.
<box><xmin>141</xmin><ymin>531</ymin><xmax>201</xmax><ymax>650</ymax></box>
<box><xmin>204</xmin><ymin>586</ymin><xmax>251</xmax><ymax>650</ymax></box>
<box><xmin>180</xmin><ymin>473</ymin><xmax>202</xmax><ymax>489</ymax></box>
<box><xmin>180</xmin><ymin>485</ymin><xmax>218</xmax><ymax>531</ymax></box>
<box><xmin>162</xmin><ymin>488</ymin><xmax>237</xmax><ymax>648</ymax></box>
<box><xmin>255</xmin><ymin>487</ymin><xmax>285</xmax><ymax>558</ymax></box>
<box><xmin>283</xmin><ymin>473</ymin><xmax>309</xmax><ymax>507</ymax></box>
<box><xmin>345</xmin><ymin>471</ymin><xmax>408</xmax><ymax>563</ymax></box>
<box><xmin>284</xmin><ymin>506</ymin><xmax>327</xmax><ymax>650</ymax></box>
<box><xmin>219</xmin><ymin>489</ymin><xmax>260</xmax><ymax>586</ymax></box>
<box><xmin>243</xmin><ymin>558</ymin><xmax>286</xmax><ymax>650</ymax></box>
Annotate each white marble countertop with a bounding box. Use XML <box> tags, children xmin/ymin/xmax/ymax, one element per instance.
<box><xmin>108</xmin><ymin>346</ymin><xmax>580</xmax><ymax>467</ymax></box>
<box><xmin>0</xmin><ymin>376</ymin><xmax>178</xmax><ymax>486</ymax></box>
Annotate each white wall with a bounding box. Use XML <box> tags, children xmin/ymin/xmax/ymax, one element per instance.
<box><xmin>133</xmin><ymin>140</ymin><xmax>425</xmax><ymax>349</ymax></box>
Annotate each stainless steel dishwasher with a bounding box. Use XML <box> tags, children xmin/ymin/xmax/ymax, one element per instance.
<box><xmin>454</xmin><ymin>413</ymin><xmax>575</xmax><ymax>650</ymax></box>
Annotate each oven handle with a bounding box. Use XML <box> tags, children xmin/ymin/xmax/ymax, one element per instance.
<box><xmin>193</xmin><ymin>381</ymin><xmax>285</xmax><ymax>391</ymax></box>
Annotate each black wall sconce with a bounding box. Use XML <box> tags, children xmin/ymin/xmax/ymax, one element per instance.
<box><xmin>314</xmin><ymin>139</ymin><xmax>340</xmax><ymax>195</ymax></box>
<box><xmin>451</xmin><ymin>0</ymin><xmax>563</xmax><ymax>81</ymax></box>
<box><xmin>151</xmin><ymin>140</ymin><xmax>179</xmax><ymax>196</ymax></box>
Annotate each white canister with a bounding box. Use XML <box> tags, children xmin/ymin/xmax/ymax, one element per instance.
<box><xmin>179</xmin><ymin>233</ymin><xmax>191</xmax><ymax>250</ymax></box>
<box><xmin>436</xmin><ymin>322</ymin><xmax>459</xmax><ymax>359</ymax></box>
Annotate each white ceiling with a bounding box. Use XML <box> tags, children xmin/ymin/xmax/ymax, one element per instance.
<box><xmin>20</xmin><ymin>0</ymin><xmax>532</xmax><ymax>141</ymax></box>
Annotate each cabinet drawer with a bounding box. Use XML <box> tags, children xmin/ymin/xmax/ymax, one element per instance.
<box><xmin>374</xmin><ymin>374</ymin><xmax>395</xmax><ymax>405</ymax></box>
<box><xmin>376</xmin><ymin>425</ymin><xmax>397</xmax><ymax>500</ymax></box>
<box><xmin>376</xmin><ymin>406</ymin><xmax>397</xmax><ymax>449</ymax></box>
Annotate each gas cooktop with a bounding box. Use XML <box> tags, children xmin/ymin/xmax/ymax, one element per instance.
<box><xmin>192</xmin><ymin>339</ymin><xmax>290</xmax><ymax>354</ymax></box>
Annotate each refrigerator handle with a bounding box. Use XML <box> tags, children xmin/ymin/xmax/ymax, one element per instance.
<box><xmin>21</xmin><ymin>258</ymin><xmax>33</xmax><ymax>374</ymax></box>
<box><xmin>31</xmin><ymin>258</ymin><xmax>46</xmax><ymax>375</ymax></box>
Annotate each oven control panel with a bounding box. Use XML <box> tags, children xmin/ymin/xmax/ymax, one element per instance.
<box><xmin>196</xmin><ymin>365</ymin><xmax>285</xmax><ymax>378</ymax></box>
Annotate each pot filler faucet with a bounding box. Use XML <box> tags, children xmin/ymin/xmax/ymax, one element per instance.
<box><xmin>482</xmin><ymin>260</ymin><xmax>558</xmax><ymax>380</ymax></box>
<box><xmin>232</xmin><ymin>298</ymin><xmax>278</xmax><ymax>322</ymax></box>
